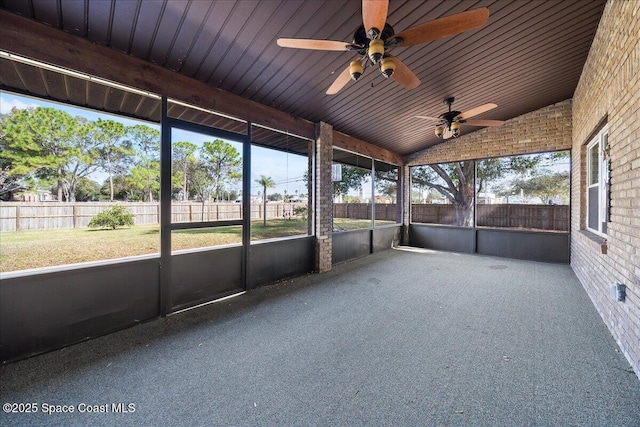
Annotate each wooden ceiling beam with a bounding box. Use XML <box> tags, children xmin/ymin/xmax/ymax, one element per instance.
<box><xmin>333</xmin><ymin>131</ymin><xmax>403</xmax><ymax>165</ymax></box>
<box><xmin>1</xmin><ymin>10</ymin><xmax>313</xmax><ymax>137</ymax></box>
<box><xmin>0</xmin><ymin>10</ymin><xmax>403</xmax><ymax>164</ymax></box>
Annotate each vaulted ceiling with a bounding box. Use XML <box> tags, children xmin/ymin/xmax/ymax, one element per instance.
<box><xmin>0</xmin><ymin>0</ymin><xmax>606</xmax><ymax>156</ymax></box>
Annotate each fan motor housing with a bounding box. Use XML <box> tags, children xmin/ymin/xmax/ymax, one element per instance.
<box><xmin>352</xmin><ymin>24</ymin><xmax>395</xmax><ymax>56</ymax></box>
<box><xmin>441</xmin><ymin>111</ymin><xmax>462</xmax><ymax>125</ymax></box>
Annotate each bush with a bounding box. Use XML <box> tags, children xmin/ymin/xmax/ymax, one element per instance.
<box><xmin>88</xmin><ymin>205</ymin><xmax>135</xmax><ymax>230</ymax></box>
<box><xmin>293</xmin><ymin>205</ymin><xmax>308</xmax><ymax>220</ymax></box>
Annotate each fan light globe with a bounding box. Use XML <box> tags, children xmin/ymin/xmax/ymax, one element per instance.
<box><xmin>349</xmin><ymin>60</ymin><xmax>363</xmax><ymax>81</ymax></box>
<box><xmin>435</xmin><ymin>126</ymin><xmax>444</xmax><ymax>138</ymax></box>
<box><xmin>451</xmin><ymin>121</ymin><xmax>461</xmax><ymax>137</ymax></box>
<box><xmin>368</xmin><ymin>39</ymin><xmax>384</xmax><ymax>64</ymax></box>
<box><xmin>380</xmin><ymin>57</ymin><xmax>395</xmax><ymax>78</ymax></box>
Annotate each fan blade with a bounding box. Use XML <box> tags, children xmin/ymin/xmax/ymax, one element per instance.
<box><xmin>456</xmin><ymin>103</ymin><xmax>497</xmax><ymax>120</ymax></box>
<box><xmin>326</xmin><ymin>66</ymin><xmax>353</xmax><ymax>95</ymax></box>
<box><xmin>415</xmin><ymin>115</ymin><xmax>441</xmax><ymax>121</ymax></box>
<box><xmin>391</xmin><ymin>57</ymin><xmax>420</xmax><ymax>89</ymax></box>
<box><xmin>362</xmin><ymin>0</ymin><xmax>389</xmax><ymax>36</ymax></box>
<box><xmin>464</xmin><ymin>119</ymin><xmax>504</xmax><ymax>127</ymax></box>
<box><xmin>391</xmin><ymin>8</ymin><xmax>489</xmax><ymax>47</ymax></box>
<box><xmin>277</xmin><ymin>38</ymin><xmax>351</xmax><ymax>51</ymax></box>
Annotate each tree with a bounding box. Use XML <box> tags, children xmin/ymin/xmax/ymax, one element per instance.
<box><xmin>127</xmin><ymin>163</ymin><xmax>159</xmax><ymax>201</ymax></box>
<box><xmin>94</xmin><ymin>119</ymin><xmax>131</xmax><ymax>201</ymax></box>
<box><xmin>58</xmin><ymin>119</ymin><xmax>103</xmax><ymax>202</ymax></box>
<box><xmin>201</xmin><ymin>139</ymin><xmax>241</xmax><ymax>202</ymax></box>
<box><xmin>0</xmin><ymin>107</ymin><xmax>80</xmax><ymax>201</ymax></box>
<box><xmin>256</xmin><ymin>175</ymin><xmax>275</xmax><ymax>226</ymax></box>
<box><xmin>343</xmin><ymin>195</ymin><xmax>361</xmax><ymax>203</ymax></box>
<box><xmin>72</xmin><ymin>177</ymin><xmax>101</xmax><ymax>201</ymax></box>
<box><xmin>101</xmin><ymin>174</ymin><xmax>136</xmax><ymax>201</ymax></box>
<box><xmin>332</xmin><ymin>165</ymin><xmax>370</xmax><ymax>197</ymax></box>
<box><xmin>88</xmin><ymin>205</ymin><xmax>134</xmax><ymax>229</ymax></box>
<box><xmin>510</xmin><ymin>171</ymin><xmax>570</xmax><ymax>204</ymax></box>
<box><xmin>189</xmin><ymin>160</ymin><xmax>217</xmax><ymax>220</ymax></box>
<box><xmin>172</xmin><ymin>141</ymin><xmax>197</xmax><ymax>201</ymax></box>
<box><xmin>374</xmin><ymin>169</ymin><xmax>399</xmax><ymax>203</ymax></box>
<box><xmin>267</xmin><ymin>192</ymin><xmax>283</xmax><ymax>202</ymax></box>
<box><xmin>0</xmin><ymin>151</ymin><xmax>25</xmax><ymax>200</ymax></box>
<box><xmin>412</xmin><ymin>161</ymin><xmax>476</xmax><ymax>226</ymax></box>
<box><xmin>127</xmin><ymin>124</ymin><xmax>160</xmax><ymax>202</ymax></box>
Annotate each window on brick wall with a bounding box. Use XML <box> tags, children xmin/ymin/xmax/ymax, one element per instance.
<box><xmin>586</xmin><ymin>126</ymin><xmax>610</xmax><ymax>236</ymax></box>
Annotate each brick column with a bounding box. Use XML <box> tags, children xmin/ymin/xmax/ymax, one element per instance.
<box><xmin>315</xmin><ymin>122</ymin><xmax>333</xmax><ymax>272</ymax></box>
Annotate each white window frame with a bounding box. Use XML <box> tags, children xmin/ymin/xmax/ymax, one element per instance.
<box><xmin>586</xmin><ymin>126</ymin><xmax>609</xmax><ymax>236</ymax></box>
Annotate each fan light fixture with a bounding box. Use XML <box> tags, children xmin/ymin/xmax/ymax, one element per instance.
<box><xmin>417</xmin><ymin>97</ymin><xmax>505</xmax><ymax>140</ymax></box>
<box><xmin>277</xmin><ymin>2</ymin><xmax>490</xmax><ymax>95</ymax></box>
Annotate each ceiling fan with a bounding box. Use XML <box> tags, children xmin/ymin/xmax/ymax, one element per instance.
<box><xmin>277</xmin><ymin>1</ymin><xmax>489</xmax><ymax>95</ymax></box>
<box><xmin>416</xmin><ymin>97</ymin><xmax>505</xmax><ymax>139</ymax></box>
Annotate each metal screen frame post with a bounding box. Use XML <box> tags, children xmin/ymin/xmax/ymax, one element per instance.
<box><xmin>160</xmin><ymin>97</ymin><xmax>172</xmax><ymax>315</ymax></box>
<box><xmin>241</xmin><ymin>122</ymin><xmax>252</xmax><ymax>290</ymax></box>
<box><xmin>472</xmin><ymin>159</ymin><xmax>478</xmax><ymax>253</ymax></box>
<box><xmin>370</xmin><ymin>160</ymin><xmax>375</xmax><ymax>252</ymax></box>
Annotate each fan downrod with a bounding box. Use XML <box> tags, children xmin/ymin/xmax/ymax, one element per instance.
<box><xmin>441</xmin><ymin>97</ymin><xmax>462</xmax><ymax>124</ymax></box>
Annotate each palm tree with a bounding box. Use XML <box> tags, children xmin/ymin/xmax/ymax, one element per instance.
<box><xmin>256</xmin><ymin>175</ymin><xmax>275</xmax><ymax>226</ymax></box>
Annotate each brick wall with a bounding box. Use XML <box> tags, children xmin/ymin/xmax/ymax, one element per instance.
<box><xmin>405</xmin><ymin>99</ymin><xmax>572</xmax><ymax>166</ymax></box>
<box><xmin>571</xmin><ymin>0</ymin><xmax>640</xmax><ymax>379</ymax></box>
<box><xmin>403</xmin><ymin>99</ymin><xmax>573</xmax><ymax>234</ymax></box>
<box><xmin>315</xmin><ymin>122</ymin><xmax>333</xmax><ymax>272</ymax></box>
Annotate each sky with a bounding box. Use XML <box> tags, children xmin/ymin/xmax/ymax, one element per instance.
<box><xmin>1</xmin><ymin>91</ymin><xmax>308</xmax><ymax>198</ymax></box>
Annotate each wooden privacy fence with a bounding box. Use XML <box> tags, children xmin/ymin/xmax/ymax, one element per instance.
<box><xmin>333</xmin><ymin>203</ymin><xmax>400</xmax><ymax>222</ymax></box>
<box><xmin>411</xmin><ymin>204</ymin><xmax>457</xmax><ymax>225</ymax></box>
<box><xmin>477</xmin><ymin>204</ymin><xmax>569</xmax><ymax>231</ymax></box>
<box><xmin>0</xmin><ymin>202</ymin><xmax>567</xmax><ymax>231</ymax></box>
<box><xmin>411</xmin><ymin>204</ymin><xmax>569</xmax><ymax>231</ymax></box>
<box><xmin>0</xmin><ymin>202</ymin><xmax>307</xmax><ymax>231</ymax></box>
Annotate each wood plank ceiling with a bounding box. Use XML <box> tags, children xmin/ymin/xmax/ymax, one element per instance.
<box><xmin>0</xmin><ymin>0</ymin><xmax>606</xmax><ymax>156</ymax></box>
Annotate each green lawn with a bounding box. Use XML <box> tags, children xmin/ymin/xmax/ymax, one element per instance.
<box><xmin>0</xmin><ymin>219</ymin><xmax>308</xmax><ymax>272</ymax></box>
<box><xmin>332</xmin><ymin>218</ymin><xmax>396</xmax><ymax>230</ymax></box>
<box><xmin>1</xmin><ymin>217</ymin><xmax>397</xmax><ymax>272</ymax></box>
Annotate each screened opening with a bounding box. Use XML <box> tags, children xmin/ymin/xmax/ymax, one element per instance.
<box><xmin>332</xmin><ymin>149</ymin><xmax>373</xmax><ymax>231</ymax></box>
<box><xmin>169</xmin><ymin>125</ymin><xmax>244</xmax><ymax>252</ymax></box>
<box><xmin>477</xmin><ymin>151</ymin><xmax>570</xmax><ymax>232</ymax></box>
<box><xmin>0</xmin><ymin>89</ymin><xmax>161</xmax><ymax>273</ymax></box>
<box><xmin>410</xmin><ymin>161</ymin><xmax>476</xmax><ymax>227</ymax></box>
<box><xmin>373</xmin><ymin>160</ymin><xmax>401</xmax><ymax>227</ymax></box>
<box><xmin>410</xmin><ymin>150</ymin><xmax>570</xmax><ymax>232</ymax></box>
<box><xmin>250</xmin><ymin>124</ymin><xmax>312</xmax><ymax>241</ymax></box>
